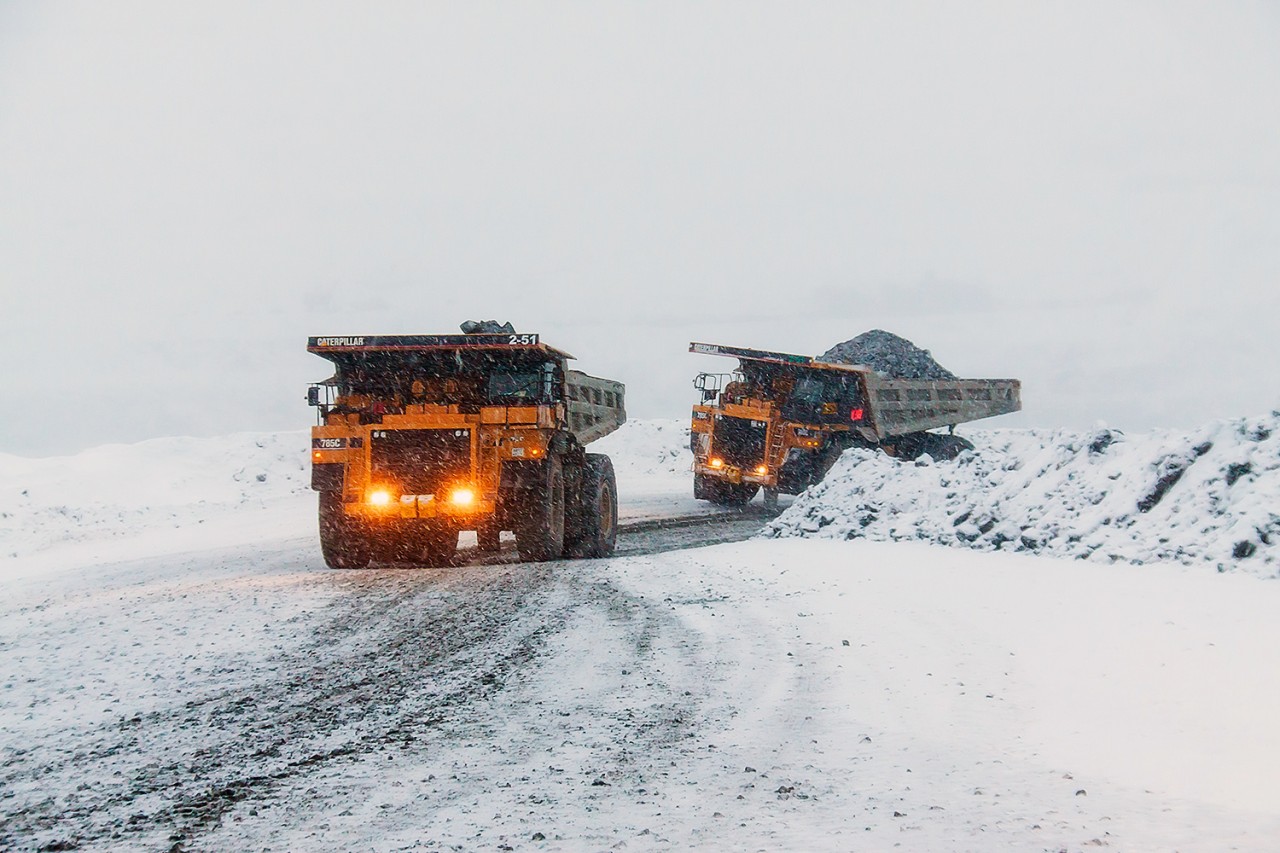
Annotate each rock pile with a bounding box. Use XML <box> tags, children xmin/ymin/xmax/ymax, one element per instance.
<box><xmin>817</xmin><ymin>329</ymin><xmax>956</xmax><ymax>380</ymax></box>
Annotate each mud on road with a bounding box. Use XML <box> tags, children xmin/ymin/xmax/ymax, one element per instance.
<box><xmin>0</xmin><ymin>507</ymin><xmax>775</xmax><ymax>852</ymax></box>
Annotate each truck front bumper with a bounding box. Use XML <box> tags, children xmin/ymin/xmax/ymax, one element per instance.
<box><xmin>695</xmin><ymin>462</ymin><xmax>775</xmax><ymax>487</ymax></box>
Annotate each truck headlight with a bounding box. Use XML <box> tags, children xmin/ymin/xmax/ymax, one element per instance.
<box><xmin>367</xmin><ymin>489</ymin><xmax>393</xmax><ymax>506</ymax></box>
<box><xmin>449</xmin><ymin>487</ymin><xmax>475</xmax><ymax>507</ymax></box>
<box><xmin>709</xmin><ymin>457</ymin><xmax>724</xmax><ymax>469</ymax></box>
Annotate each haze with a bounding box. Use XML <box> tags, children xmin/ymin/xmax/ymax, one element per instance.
<box><xmin>2</xmin><ymin>1</ymin><xmax>1277</xmax><ymax>456</ymax></box>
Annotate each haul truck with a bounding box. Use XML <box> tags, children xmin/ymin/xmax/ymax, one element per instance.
<box><xmin>307</xmin><ymin>331</ymin><xmax>625</xmax><ymax>568</ymax></box>
<box><xmin>688</xmin><ymin>342</ymin><xmax>1021</xmax><ymax>508</ymax></box>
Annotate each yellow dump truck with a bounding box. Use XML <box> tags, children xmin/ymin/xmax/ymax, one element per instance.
<box><xmin>688</xmin><ymin>342</ymin><xmax>1021</xmax><ymax>508</ymax></box>
<box><xmin>307</xmin><ymin>329</ymin><xmax>625</xmax><ymax>568</ymax></box>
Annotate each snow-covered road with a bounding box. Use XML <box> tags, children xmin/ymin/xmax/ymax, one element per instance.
<box><xmin>5</xmin><ymin>535</ymin><xmax>1280</xmax><ymax>851</ymax></box>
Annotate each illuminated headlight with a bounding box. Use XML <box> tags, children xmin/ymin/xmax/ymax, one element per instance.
<box><xmin>367</xmin><ymin>489</ymin><xmax>393</xmax><ymax>506</ymax></box>
<box><xmin>754</xmin><ymin>465</ymin><xmax>767</xmax><ymax>475</ymax></box>
<box><xmin>449</xmin><ymin>487</ymin><xmax>475</xmax><ymax>507</ymax></box>
<box><xmin>709</xmin><ymin>458</ymin><xmax>724</xmax><ymax>469</ymax></box>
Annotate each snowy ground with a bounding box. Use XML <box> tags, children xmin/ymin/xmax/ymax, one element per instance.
<box><xmin>3</xmin><ymin>418</ymin><xmax>1280</xmax><ymax>850</ymax></box>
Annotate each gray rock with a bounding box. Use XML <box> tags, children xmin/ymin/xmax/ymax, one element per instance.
<box><xmin>817</xmin><ymin>329</ymin><xmax>957</xmax><ymax>379</ymax></box>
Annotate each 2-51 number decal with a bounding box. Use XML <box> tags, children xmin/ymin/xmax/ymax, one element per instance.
<box><xmin>508</xmin><ymin>334</ymin><xmax>539</xmax><ymax>345</ymax></box>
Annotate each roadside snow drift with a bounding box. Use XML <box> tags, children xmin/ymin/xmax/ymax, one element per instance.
<box><xmin>0</xmin><ymin>431</ymin><xmax>312</xmax><ymax>562</ymax></box>
<box><xmin>766</xmin><ymin>412</ymin><xmax>1280</xmax><ymax>578</ymax></box>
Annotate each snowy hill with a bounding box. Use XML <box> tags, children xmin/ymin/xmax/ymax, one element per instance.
<box><xmin>0</xmin><ymin>431</ymin><xmax>313</xmax><ymax>562</ymax></box>
<box><xmin>766</xmin><ymin>412</ymin><xmax>1280</xmax><ymax>578</ymax></box>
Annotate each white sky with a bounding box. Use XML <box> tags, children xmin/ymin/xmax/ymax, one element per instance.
<box><xmin>2</xmin><ymin>1</ymin><xmax>1278</xmax><ymax>455</ymax></box>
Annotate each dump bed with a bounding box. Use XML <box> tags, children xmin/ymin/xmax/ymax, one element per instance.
<box><xmin>860</xmin><ymin>375</ymin><xmax>1021</xmax><ymax>441</ymax></box>
<box><xmin>566</xmin><ymin>370</ymin><xmax>626</xmax><ymax>444</ymax></box>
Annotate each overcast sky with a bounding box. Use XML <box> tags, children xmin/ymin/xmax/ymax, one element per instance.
<box><xmin>2</xmin><ymin>1</ymin><xmax>1277</xmax><ymax>456</ymax></box>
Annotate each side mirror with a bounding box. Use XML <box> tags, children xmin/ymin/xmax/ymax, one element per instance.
<box><xmin>307</xmin><ymin>386</ymin><xmax>321</xmax><ymax>406</ymax></box>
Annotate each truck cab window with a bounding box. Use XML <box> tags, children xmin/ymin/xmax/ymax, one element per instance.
<box><xmin>487</xmin><ymin>369</ymin><xmax>543</xmax><ymax>401</ymax></box>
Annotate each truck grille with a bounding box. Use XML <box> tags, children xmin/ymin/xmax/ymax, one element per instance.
<box><xmin>370</xmin><ymin>429</ymin><xmax>471</xmax><ymax>495</ymax></box>
<box><xmin>711</xmin><ymin>415</ymin><xmax>767</xmax><ymax>467</ymax></box>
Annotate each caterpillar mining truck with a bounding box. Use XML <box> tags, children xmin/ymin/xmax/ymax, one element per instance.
<box><xmin>307</xmin><ymin>328</ymin><xmax>625</xmax><ymax>568</ymax></box>
<box><xmin>688</xmin><ymin>342</ymin><xmax>1021</xmax><ymax>509</ymax></box>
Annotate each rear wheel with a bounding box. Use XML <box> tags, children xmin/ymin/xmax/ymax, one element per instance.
<box><xmin>565</xmin><ymin>454</ymin><xmax>618</xmax><ymax>558</ymax></box>
<box><xmin>318</xmin><ymin>491</ymin><xmax>370</xmax><ymax>569</ymax></box>
<box><xmin>515</xmin><ymin>455</ymin><xmax>566</xmax><ymax>562</ymax></box>
<box><xmin>892</xmin><ymin>431</ymin><xmax>975</xmax><ymax>461</ymax></box>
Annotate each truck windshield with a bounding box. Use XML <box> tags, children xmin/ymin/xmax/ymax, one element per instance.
<box><xmin>781</xmin><ymin>371</ymin><xmax>862</xmax><ymax>423</ymax></box>
<box><xmin>487</xmin><ymin>370</ymin><xmax>543</xmax><ymax>400</ymax></box>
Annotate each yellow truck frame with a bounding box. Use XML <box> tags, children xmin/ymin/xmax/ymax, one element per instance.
<box><xmin>688</xmin><ymin>342</ymin><xmax>1021</xmax><ymax>508</ymax></box>
<box><xmin>307</xmin><ymin>332</ymin><xmax>624</xmax><ymax>568</ymax></box>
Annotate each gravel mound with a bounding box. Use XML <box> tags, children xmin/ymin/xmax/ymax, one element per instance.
<box><xmin>817</xmin><ymin>329</ymin><xmax>956</xmax><ymax>379</ymax></box>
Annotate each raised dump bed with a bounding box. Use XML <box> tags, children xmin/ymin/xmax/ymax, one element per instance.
<box><xmin>860</xmin><ymin>375</ymin><xmax>1021</xmax><ymax>442</ymax></box>
<box><xmin>566</xmin><ymin>369</ymin><xmax>626</xmax><ymax>445</ymax></box>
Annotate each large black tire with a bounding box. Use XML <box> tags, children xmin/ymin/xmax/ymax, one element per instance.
<box><xmin>318</xmin><ymin>491</ymin><xmax>371</xmax><ymax>569</ymax></box>
<box><xmin>515</xmin><ymin>455</ymin><xmax>566</xmax><ymax>562</ymax></box>
<box><xmin>893</xmin><ymin>431</ymin><xmax>975</xmax><ymax>462</ymax></box>
<box><xmin>565</xmin><ymin>454</ymin><xmax>618</xmax><ymax>558</ymax></box>
<box><xmin>762</xmin><ymin>487</ymin><xmax>779</xmax><ymax>511</ymax></box>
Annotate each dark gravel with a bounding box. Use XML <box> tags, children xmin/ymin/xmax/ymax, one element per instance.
<box><xmin>817</xmin><ymin>329</ymin><xmax>956</xmax><ymax>380</ymax></box>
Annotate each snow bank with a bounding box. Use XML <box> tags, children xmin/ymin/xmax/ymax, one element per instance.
<box><xmin>0</xmin><ymin>421</ymin><xmax>695</xmax><ymax>563</ymax></box>
<box><xmin>0</xmin><ymin>431</ymin><xmax>312</xmax><ymax>560</ymax></box>
<box><xmin>766</xmin><ymin>412</ymin><xmax>1280</xmax><ymax>578</ymax></box>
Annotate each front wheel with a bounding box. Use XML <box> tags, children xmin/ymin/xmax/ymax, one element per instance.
<box><xmin>565</xmin><ymin>454</ymin><xmax>618</xmax><ymax>558</ymax></box>
<box><xmin>318</xmin><ymin>491</ymin><xmax>371</xmax><ymax>569</ymax></box>
<box><xmin>515</xmin><ymin>455</ymin><xmax>566</xmax><ymax>562</ymax></box>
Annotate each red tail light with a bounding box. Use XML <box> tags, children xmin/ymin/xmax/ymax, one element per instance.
<box><xmin>850</xmin><ymin>408</ymin><xmax>864</xmax><ymax>421</ymax></box>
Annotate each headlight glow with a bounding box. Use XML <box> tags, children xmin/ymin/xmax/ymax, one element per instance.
<box><xmin>368</xmin><ymin>489</ymin><xmax>392</xmax><ymax>506</ymax></box>
<box><xmin>755</xmin><ymin>465</ymin><xmax>767</xmax><ymax>475</ymax></box>
<box><xmin>709</xmin><ymin>458</ymin><xmax>724</xmax><ymax>469</ymax></box>
<box><xmin>449</xmin><ymin>487</ymin><xmax>476</xmax><ymax>507</ymax></box>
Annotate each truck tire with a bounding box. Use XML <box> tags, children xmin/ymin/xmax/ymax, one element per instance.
<box><xmin>318</xmin><ymin>491</ymin><xmax>371</xmax><ymax>569</ymax></box>
<box><xmin>893</xmin><ymin>431</ymin><xmax>975</xmax><ymax>462</ymax></box>
<box><xmin>515</xmin><ymin>455</ymin><xmax>566</xmax><ymax>562</ymax></box>
<box><xmin>565</xmin><ymin>454</ymin><xmax>617</xmax><ymax>558</ymax></box>
<box><xmin>923</xmin><ymin>433</ymin><xmax>975</xmax><ymax>461</ymax></box>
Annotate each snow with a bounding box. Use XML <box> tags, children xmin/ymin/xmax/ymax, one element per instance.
<box><xmin>3</xmin><ymin>417</ymin><xmax>1280</xmax><ymax>849</ymax></box>
<box><xmin>767</xmin><ymin>412</ymin><xmax>1280</xmax><ymax>578</ymax></box>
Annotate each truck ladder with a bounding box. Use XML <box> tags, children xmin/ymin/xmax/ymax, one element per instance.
<box><xmin>766</xmin><ymin>420</ymin><xmax>786</xmax><ymax>470</ymax></box>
